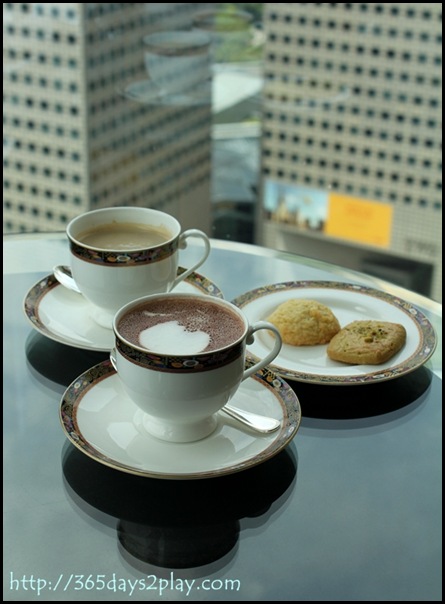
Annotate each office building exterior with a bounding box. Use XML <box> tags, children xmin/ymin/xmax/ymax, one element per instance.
<box><xmin>4</xmin><ymin>3</ymin><xmax>442</xmax><ymax>300</ymax></box>
<box><xmin>3</xmin><ymin>2</ymin><xmax>214</xmax><ymax>234</ymax></box>
<box><xmin>259</xmin><ymin>3</ymin><xmax>442</xmax><ymax>301</ymax></box>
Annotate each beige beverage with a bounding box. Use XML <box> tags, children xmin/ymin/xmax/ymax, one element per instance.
<box><xmin>76</xmin><ymin>221</ymin><xmax>172</xmax><ymax>250</ymax></box>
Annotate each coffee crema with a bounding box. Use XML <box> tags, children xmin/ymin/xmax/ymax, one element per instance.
<box><xmin>76</xmin><ymin>221</ymin><xmax>172</xmax><ymax>251</ymax></box>
<box><xmin>117</xmin><ymin>297</ymin><xmax>246</xmax><ymax>355</ymax></box>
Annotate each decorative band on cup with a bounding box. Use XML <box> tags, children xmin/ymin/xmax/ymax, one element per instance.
<box><xmin>69</xmin><ymin>239</ymin><xmax>178</xmax><ymax>266</ymax></box>
<box><xmin>116</xmin><ymin>338</ymin><xmax>244</xmax><ymax>373</ymax></box>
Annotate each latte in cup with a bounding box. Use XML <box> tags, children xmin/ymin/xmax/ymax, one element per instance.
<box><xmin>64</xmin><ymin>206</ymin><xmax>211</xmax><ymax>329</ymax></box>
<box><xmin>117</xmin><ymin>296</ymin><xmax>245</xmax><ymax>355</ymax></box>
<box><xmin>76</xmin><ymin>222</ymin><xmax>172</xmax><ymax>251</ymax></box>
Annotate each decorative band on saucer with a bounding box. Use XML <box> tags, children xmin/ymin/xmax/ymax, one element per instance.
<box><xmin>69</xmin><ymin>239</ymin><xmax>177</xmax><ymax>266</ymax></box>
<box><xmin>116</xmin><ymin>338</ymin><xmax>244</xmax><ymax>373</ymax></box>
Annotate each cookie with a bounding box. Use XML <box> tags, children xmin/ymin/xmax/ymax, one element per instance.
<box><xmin>327</xmin><ymin>320</ymin><xmax>406</xmax><ymax>365</ymax></box>
<box><xmin>267</xmin><ymin>299</ymin><xmax>341</xmax><ymax>346</ymax></box>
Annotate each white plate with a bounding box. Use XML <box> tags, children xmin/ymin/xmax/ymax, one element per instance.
<box><xmin>122</xmin><ymin>79</ymin><xmax>211</xmax><ymax>107</ymax></box>
<box><xmin>233</xmin><ymin>281</ymin><xmax>437</xmax><ymax>385</ymax></box>
<box><xmin>60</xmin><ymin>360</ymin><xmax>301</xmax><ymax>480</ymax></box>
<box><xmin>23</xmin><ymin>269</ymin><xmax>223</xmax><ymax>352</ymax></box>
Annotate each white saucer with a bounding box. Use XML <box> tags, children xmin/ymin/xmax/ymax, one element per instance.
<box><xmin>122</xmin><ymin>79</ymin><xmax>212</xmax><ymax>107</ymax></box>
<box><xmin>60</xmin><ymin>360</ymin><xmax>301</xmax><ymax>479</ymax></box>
<box><xmin>23</xmin><ymin>268</ymin><xmax>224</xmax><ymax>352</ymax></box>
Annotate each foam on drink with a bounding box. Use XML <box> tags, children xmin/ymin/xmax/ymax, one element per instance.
<box><xmin>117</xmin><ymin>297</ymin><xmax>245</xmax><ymax>354</ymax></box>
<box><xmin>139</xmin><ymin>320</ymin><xmax>210</xmax><ymax>354</ymax></box>
<box><xmin>76</xmin><ymin>221</ymin><xmax>171</xmax><ymax>250</ymax></box>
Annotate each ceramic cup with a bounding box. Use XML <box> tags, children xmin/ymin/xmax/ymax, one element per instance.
<box><xmin>65</xmin><ymin>207</ymin><xmax>211</xmax><ymax>329</ymax></box>
<box><xmin>111</xmin><ymin>292</ymin><xmax>282</xmax><ymax>443</ymax></box>
<box><xmin>143</xmin><ymin>30</ymin><xmax>211</xmax><ymax>96</ymax></box>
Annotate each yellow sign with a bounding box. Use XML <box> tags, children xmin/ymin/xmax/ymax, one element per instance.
<box><xmin>325</xmin><ymin>193</ymin><xmax>393</xmax><ymax>248</ymax></box>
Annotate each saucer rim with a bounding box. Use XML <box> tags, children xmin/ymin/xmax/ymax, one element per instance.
<box><xmin>23</xmin><ymin>268</ymin><xmax>224</xmax><ymax>352</ymax></box>
<box><xmin>59</xmin><ymin>359</ymin><xmax>301</xmax><ymax>480</ymax></box>
<box><xmin>122</xmin><ymin>78</ymin><xmax>212</xmax><ymax>107</ymax></box>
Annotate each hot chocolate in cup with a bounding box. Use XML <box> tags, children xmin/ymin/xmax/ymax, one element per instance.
<box><xmin>65</xmin><ymin>207</ymin><xmax>211</xmax><ymax>329</ymax></box>
<box><xmin>111</xmin><ymin>292</ymin><xmax>282</xmax><ymax>443</ymax></box>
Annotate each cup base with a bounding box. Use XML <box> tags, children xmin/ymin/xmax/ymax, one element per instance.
<box><xmin>135</xmin><ymin>410</ymin><xmax>218</xmax><ymax>443</ymax></box>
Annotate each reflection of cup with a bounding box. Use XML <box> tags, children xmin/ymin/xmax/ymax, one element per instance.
<box><xmin>62</xmin><ymin>442</ymin><xmax>297</xmax><ymax>569</ymax></box>
<box><xmin>192</xmin><ymin>8</ymin><xmax>253</xmax><ymax>61</ymax></box>
<box><xmin>66</xmin><ymin>207</ymin><xmax>211</xmax><ymax>329</ymax></box>
<box><xmin>118</xmin><ymin>521</ymin><xmax>239</xmax><ymax>569</ymax></box>
<box><xmin>111</xmin><ymin>293</ymin><xmax>282</xmax><ymax>443</ymax></box>
<box><xmin>143</xmin><ymin>30</ymin><xmax>211</xmax><ymax>95</ymax></box>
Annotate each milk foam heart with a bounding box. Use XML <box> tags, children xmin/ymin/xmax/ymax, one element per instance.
<box><xmin>117</xmin><ymin>295</ymin><xmax>246</xmax><ymax>353</ymax></box>
<box><xmin>139</xmin><ymin>320</ymin><xmax>210</xmax><ymax>354</ymax></box>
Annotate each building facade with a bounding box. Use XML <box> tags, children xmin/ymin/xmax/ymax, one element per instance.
<box><xmin>258</xmin><ymin>3</ymin><xmax>442</xmax><ymax>301</ymax></box>
<box><xmin>3</xmin><ymin>2</ymin><xmax>215</xmax><ymax>234</ymax></box>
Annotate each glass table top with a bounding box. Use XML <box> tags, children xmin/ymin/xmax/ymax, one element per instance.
<box><xmin>3</xmin><ymin>233</ymin><xmax>442</xmax><ymax>601</ymax></box>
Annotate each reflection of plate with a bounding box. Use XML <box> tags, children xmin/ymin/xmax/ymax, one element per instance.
<box><xmin>60</xmin><ymin>360</ymin><xmax>301</xmax><ymax>479</ymax></box>
<box><xmin>23</xmin><ymin>268</ymin><xmax>223</xmax><ymax>352</ymax></box>
<box><xmin>122</xmin><ymin>79</ymin><xmax>211</xmax><ymax>107</ymax></box>
<box><xmin>233</xmin><ymin>281</ymin><xmax>437</xmax><ymax>385</ymax></box>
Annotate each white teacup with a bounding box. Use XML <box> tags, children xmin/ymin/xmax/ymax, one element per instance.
<box><xmin>111</xmin><ymin>292</ymin><xmax>282</xmax><ymax>443</ymax></box>
<box><xmin>66</xmin><ymin>207</ymin><xmax>211</xmax><ymax>329</ymax></box>
<box><xmin>143</xmin><ymin>30</ymin><xmax>211</xmax><ymax>96</ymax></box>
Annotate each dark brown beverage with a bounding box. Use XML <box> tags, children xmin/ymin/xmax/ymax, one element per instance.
<box><xmin>117</xmin><ymin>296</ymin><xmax>246</xmax><ymax>355</ymax></box>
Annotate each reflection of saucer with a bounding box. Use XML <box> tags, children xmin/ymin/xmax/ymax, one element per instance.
<box><xmin>122</xmin><ymin>79</ymin><xmax>212</xmax><ymax>107</ymax></box>
<box><xmin>23</xmin><ymin>268</ymin><xmax>223</xmax><ymax>352</ymax></box>
<box><xmin>62</xmin><ymin>441</ymin><xmax>297</xmax><ymax>568</ymax></box>
<box><xmin>25</xmin><ymin>330</ymin><xmax>110</xmax><ymax>389</ymax></box>
<box><xmin>60</xmin><ymin>359</ymin><xmax>301</xmax><ymax>479</ymax></box>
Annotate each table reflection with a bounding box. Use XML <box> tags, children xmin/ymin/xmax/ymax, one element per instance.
<box><xmin>25</xmin><ymin>331</ymin><xmax>109</xmax><ymax>388</ymax></box>
<box><xmin>62</xmin><ymin>443</ymin><xmax>297</xmax><ymax>570</ymax></box>
<box><xmin>289</xmin><ymin>365</ymin><xmax>433</xmax><ymax>420</ymax></box>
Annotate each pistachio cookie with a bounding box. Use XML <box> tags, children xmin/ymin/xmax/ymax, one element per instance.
<box><xmin>327</xmin><ymin>320</ymin><xmax>406</xmax><ymax>365</ymax></box>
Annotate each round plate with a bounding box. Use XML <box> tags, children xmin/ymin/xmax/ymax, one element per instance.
<box><xmin>59</xmin><ymin>360</ymin><xmax>301</xmax><ymax>480</ymax></box>
<box><xmin>233</xmin><ymin>281</ymin><xmax>437</xmax><ymax>385</ymax></box>
<box><xmin>23</xmin><ymin>268</ymin><xmax>224</xmax><ymax>352</ymax></box>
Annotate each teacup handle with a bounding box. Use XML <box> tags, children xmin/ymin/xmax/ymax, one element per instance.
<box><xmin>169</xmin><ymin>229</ymin><xmax>211</xmax><ymax>291</ymax></box>
<box><xmin>109</xmin><ymin>348</ymin><xmax>118</xmax><ymax>371</ymax></box>
<box><xmin>242</xmin><ymin>322</ymin><xmax>282</xmax><ymax>381</ymax></box>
